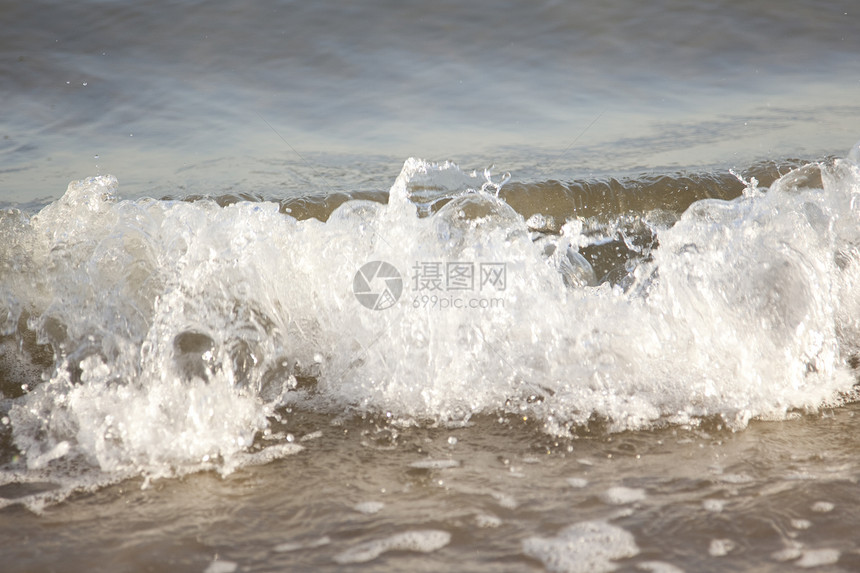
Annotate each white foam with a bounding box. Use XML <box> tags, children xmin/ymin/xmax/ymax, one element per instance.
<box><xmin>474</xmin><ymin>512</ymin><xmax>502</xmax><ymax>528</ymax></box>
<box><xmin>796</xmin><ymin>548</ymin><xmax>840</xmax><ymax>568</ymax></box>
<box><xmin>3</xmin><ymin>184</ymin><xmax>296</xmax><ymax>482</ymax></box>
<box><xmin>717</xmin><ymin>473</ymin><xmax>754</xmax><ymax>485</ymax></box>
<box><xmin>408</xmin><ymin>459</ymin><xmax>461</xmax><ymax>469</ymax></box>
<box><xmin>321</xmin><ymin>156</ymin><xmax>858</xmax><ymax>432</ymax></box>
<box><xmin>566</xmin><ymin>477</ymin><xmax>588</xmax><ymax>488</ymax></box>
<box><xmin>600</xmin><ymin>486</ymin><xmax>646</xmax><ymax>505</ymax></box>
<box><xmin>3</xmin><ymin>152</ymin><xmax>860</xmax><ymax>487</ymax></box>
<box><xmin>332</xmin><ymin>529</ymin><xmax>451</xmax><ymax>564</ymax></box>
<box><xmin>522</xmin><ymin>521</ymin><xmax>639</xmax><ymax>573</ymax></box>
<box><xmin>219</xmin><ymin>443</ymin><xmax>303</xmax><ymax>475</ymax></box>
<box><xmin>701</xmin><ymin>499</ymin><xmax>725</xmax><ymax>513</ymax></box>
<box><xmin>771</xmin><ymin>546</ymin><xmax>803</xmax><ymax>562</ymax></box>
<box><xmin>353</xmin><ymin>501</ymin><xmax>385</xmax><ymax>514</ymax></box>
<box><xmin>26</xmin><ymin>440</ymin><xmax>70</xmax><ymax>470</ymax></box>
<box><xmin>636</xmin><ymin>561</ymin><xmax>685</xmax><ymax>573</ymax></box>
<box><xmin>300</xmin><ymin>430</ymin><xmax>323</xmax><ymax>442</ymax></box>
<box><xmin>203</xmin><ymin>560</ymin><xmax>237</xmax><ymax>573</ymax></box>
<box><xmin>708</xmin><ymin>539</ymin><xmax>735</xmax><ymax>557</ymax></box>
<box><xmin>490</xmin><ymin>491</ymin><xmax>519</xmax><ymax>509</ymax></box>
<box><xmin>273</xmin><ymin>536</ymin><xmax>331</xmax><ymax>553</ymax></box>
<box><xmin>811</xmin><ymin>501</ymin><xmax>834</xmax><ymax>512</ymax></box>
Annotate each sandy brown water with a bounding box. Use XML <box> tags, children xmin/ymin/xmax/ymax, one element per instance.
<box><xmin>4</xmin><ymin>405</ymin><xmax>860</xmax><ymax>572</ymax></box>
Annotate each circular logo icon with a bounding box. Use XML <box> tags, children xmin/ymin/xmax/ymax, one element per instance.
<box><xmin>353</xmin><ymin>261</ymin><xmax>403</xmax><ymax>310</ymax></box>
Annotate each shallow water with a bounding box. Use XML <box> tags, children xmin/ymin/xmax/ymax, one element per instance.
<box><xmin>3</xmin><ymin>0</ymin><xmax>860</xmax><ymax>571</ymax></box>
<box><xmin>5</xmin><ymin>409</ymin><xmax>860</xmax><ymax>572</ymax></box>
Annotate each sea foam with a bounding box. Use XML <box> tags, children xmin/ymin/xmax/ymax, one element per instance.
<box><xmin>1</xmin><ymin>149</ymin><xmax>859</xmax><ymax>488</ymax></box>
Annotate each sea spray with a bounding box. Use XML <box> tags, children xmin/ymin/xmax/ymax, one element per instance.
<box><xmin>1</xmin><ymin>151</ymin><xmax>859</xmax><ymax>492</ymax></box>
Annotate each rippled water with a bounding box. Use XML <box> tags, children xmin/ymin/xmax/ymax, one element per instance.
<box><xmin>5</xmin><ymin>408</ymin><xmax>860</xmax><ymax>572</ymax></box>
<box><xmin>3</xmin><ymin>0</ymin><xmax>860</xmax><ymax>571</ymax></box>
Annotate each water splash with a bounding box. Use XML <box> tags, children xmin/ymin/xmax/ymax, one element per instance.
<box><xmin>1</xmin><ymin>151</ymin><xmax>860</xmax><ymax>494</ymax></box>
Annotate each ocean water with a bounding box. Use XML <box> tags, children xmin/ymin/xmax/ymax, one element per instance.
<box><xmin>2</xmin><ymin>0</ymin><xmax>860</xmax><ymax>571</ymax></box>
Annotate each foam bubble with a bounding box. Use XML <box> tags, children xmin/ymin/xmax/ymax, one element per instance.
<box><xmin>796</xmin><ymin>548</ymin><xmax>840</xmax><ymax>568</ymax></box>
<box><xmin>600</xmin><ymin>486</ymin><xmax>646</xmax><ymax>505</ymax></box>
<box><xmin>490</xmin><ymin>491</ymin><xmax>519</xmax><ymax>509</ymax></box>
<box><xmin>219</xmin><ymin>443</ymin><xmax>303</xmax><ymax>475</ymax></box>
<box><xmin>771</xmin><ymin>546</ymin><xmax>803</xmax><ymax>562</ymax></box>
<box><xmin>566</xmin><ymin>477</ymin><xmax>588</xmax><ymax>488</ymax></box>
<box><xmin>718</xmin><ymin>473</ymin><xmax>754</xmax><ymax>485</ymax></box>
<box><xmin>353</xmin><ymin>501</ymin><xmax>385</xmax><ymax>514</ymax></box>
<box><xmin>474</xmin><ymin>512</ymin><xmax>502</xmax><ymax>528</ymax></box>
<box><xmin>273</xmin><ymin>536</ymin><xmax>331</xmax><ymax>553</ymax></box>
<box><xmin>702</xmin><ymin>499</ymin><xmax>725</xmax><ymax>513</ymax></box>
<box><xmin>811</xmin><ymin>501</ymin><xmax>834</xmax><ymax>512</ymax></box>
<box><xmin>522</xmin><ymin>521</ymin><xmax>639</xmax><ymax>573</ymax></box>
<box><xmin>203</xmin><ymin>560</ymin><xmax>237</xmax><ymax>573</ymax></box>
<box><xmin>408</xmin><ymin>459</ymin><xmax>461</xmax><ymax>469</ymax></box>
<box><xmin>300</xmin><ymin>430</ymin><xmax>322</xmax><ymax>442</ymax></box>
<box><xmin>636</xmin><ymin>561</ymin><xmax>685</xmax><ymax>573</ymax></box>
<box><xmin>332</xmin><ymin>529</ymin><xmax>451</xmax><ymax>564</ymax></box>
<box><xmin>708</xmin><ymin>539</ymin><xmax>735</xmax><ymax>557</ymax></box>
